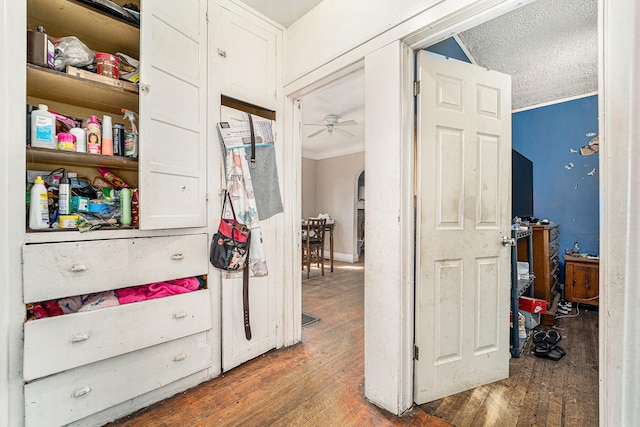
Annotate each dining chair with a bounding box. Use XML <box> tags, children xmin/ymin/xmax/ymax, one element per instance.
<box><xmin>302</xmin><ymin>217</ymin><xmax>326</xmax><ymax>278</ymax></box>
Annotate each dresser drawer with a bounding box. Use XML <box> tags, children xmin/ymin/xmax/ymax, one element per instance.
<box><xmin>24</xmin><ymin>289</ymin><xmax>211</xmax><ymax>381</ymax></box>
<box><xmin>23</xmin><ymin>234</ymin><xmax>208</xmax><ymax>302</ymax></box>
<box><xmin>24</xmin><ymin>332</ymin><xmax>211</xmax><ymax>427</ymax></box>
<box><xmin>549</xmin><ymin>225</ymin><xmax>560</xmax><ymax>243</ymax></box>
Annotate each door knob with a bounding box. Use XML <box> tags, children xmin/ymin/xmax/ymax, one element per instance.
<box><xmin>501</xmin><ymin>235</ymin><xmax>515</xmax><ymax>247</ymax></box>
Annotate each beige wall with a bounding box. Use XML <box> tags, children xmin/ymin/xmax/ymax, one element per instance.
<box><xmin>301</xmin><ymin>157</ymin><xmax>317</xmax><ymax>219</ymax></box>
<box><xmin>303</xmin><ymin>152</ymin><xmax>364</xmax><ymax>262</ymax></box>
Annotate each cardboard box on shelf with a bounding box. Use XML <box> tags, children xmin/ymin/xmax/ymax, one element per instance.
<box><xmin>519</xmin><ymin>296</ymin><xmax>547</xmax><ymax>314</ymax></box>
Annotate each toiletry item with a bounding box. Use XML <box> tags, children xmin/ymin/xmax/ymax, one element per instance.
<box><xmin>58</xmin><ymin>171</ymin><xmax>70</xmax><ymax>215</ymax></box>
<box><xmin>57</xmin><ymin>132</ymin><xmax>75</xmax><ymax>151</ymax></box>
<box><xmin>59</xmin><ymin>215</ymin><xmax>78</xmax><ymax>229</ymax></box>
<box><xmin>69</xmin><ymin>127</ymin><xmax>86</xmax><ymax>153</ymax></box>
<box><xmin>31</xmin><ymin>104</ymin><xmax>56</xmax><ymax>149</ymax></box>
<box><xmin>87</xmin><ymin>115</ymin><xmax>101</xmax><ymax>154</ymax></box>
<box><xmin>120</xmin><ymin>188</ymin><xmax>131</xmax><ymax>226</ymax></box>
<box><xmin>26</xmin><ymin>26</ymin><xmax>54</xmax><ymax>69</ymax></box>
<box><xmin>29</xmin><ymin>176</ymin><xmax>49</xmax><ymax>229</ymax></box>
<box><xmin>97</xmin><ymin>168</ymin><xmax>129</xmax><ymax>188</ymax></box>
<box><xmin>571</xmin><ymin>241</ymin><xmax>580</xmax><ymax>255</ymax></box>
<box><xmin>101</xmin><ymin>115</ymin><xmax>113</xmax><ymax>156</ymax></box>
<box><xmin>131</xmin><ymin>188</ymin><xmax>139</xmax><ymax>227</ymax></box>
<box><xmin>70</xmin><ymin>195</ymin><xmax>89</xmax><ymax>213</ymax></box>
<box><xmin>122</xmin><ymin>109</ymin><xmax>138</xmax><ymax>158</ymax></box>
<box><xmin>113</xmin><ymin>123</ymin><xmax>125</xmax><ymax>156</ymax></box>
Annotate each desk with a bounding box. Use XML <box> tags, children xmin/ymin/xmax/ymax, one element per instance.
<box><xmin>302</xmin><ymin>220</ymin><xmax>334</xmax><ymax>272</ymax></box>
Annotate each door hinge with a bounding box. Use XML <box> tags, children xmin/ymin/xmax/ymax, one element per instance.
<box><xmin>414</xmin><ymin>345</ymin><xmax>419</xmax><ymax>360</ymax></box>
<box><xmin>413</xmin><ymin>81</ymin><xmax>420</xmax><ymax>96</ymax></box>
<box><xmin>206</xmin><ymin>11</ymin><xmax>209</xmax><ymax>24</ymax></box>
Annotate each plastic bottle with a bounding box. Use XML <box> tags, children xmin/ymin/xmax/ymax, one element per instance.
<box><xmin>29</xmin><ymin>176</ymin><xmax>49</xmax><ymax>229</ymax></box>
<box><xmin>87</xmin><ymin>115</ymin><xmax>102</xmax><ymax>154</ymax></box>
<box><xmin>58</xmin><ymin>171</ymin><xmax>70</xmax><ymax>215</ymax></box>
<box><xmin>97</xmin><ymin>167</ymin><xmax>129</xmax><ymax>188</ymax></box>
<box><xmin>120</xmin><ymin>188</ymin><xmax>131</xmax><ymax>226</ymax></box>
<box><xmin>31</xmin><ymin>104</ymin><xmax>56</xmax><ymax>149</ymax></box>
<box><xmin>69</xmin><ymin>127</ymin><xmax>86</xmax><ymax>153</ymax></box>
<box><xmin>122</xmin><ymin>109</ymin><xmax>138</xmax><ymax>158</ymax></box>
<box><xmin>101</xmin><ymin>115</ymin><xmax>113</xmax><ymax>155</ymax></box>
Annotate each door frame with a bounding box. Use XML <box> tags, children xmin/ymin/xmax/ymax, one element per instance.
<box><xmin>282</xmin><ymin>0</ymin><xmax>633</xmax><ymax>422</ymax></box>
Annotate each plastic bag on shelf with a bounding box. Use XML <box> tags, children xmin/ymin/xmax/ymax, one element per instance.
<box><xmin>53</xmin><ymin>36</ymin><xmax>95</xmax><ymax>71</ymax></box>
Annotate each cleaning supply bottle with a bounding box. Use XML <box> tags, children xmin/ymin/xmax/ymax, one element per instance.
<box><xmin>120</xmin><ymin>188</ymin><xmax>131</xmax><ymax>226</ymax></box>
<box><xmin>101</xmin><ymin>115</ymin><xmax>113</xmax><ymax>155</ymax></box>
<box><xmin>122</xmin><ymin>109</ymin><xmax>138</xmax><ymax>158</ymax></box>
<box><xmin>87</xmin><ymin>115</ymin><xmax>101</xmax><ymax>154</ymax></box>
<box><xmin>31</xmin><ymin>104</ymin><xmax>56</xmax><ymax>149</ymax></box>
<box><xmin>29</xmin><ymin>176</ymin><xmax>49</xmax><ymax>229</ymax></box>
<box><xmin>58</xmin><ymin>171</ymin><xmax>70</xmax><ymax>215</ymax></box>
<box><xmin>97</xmin><ymin>167</ymin><xmax>129</xmax><ymax>188</ymax></box>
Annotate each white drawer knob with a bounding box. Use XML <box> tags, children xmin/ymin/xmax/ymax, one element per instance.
<box><xmin>174</xmin><ymin>353</ymin><xmax>187</xmax><ymax>362</ymax></box>
<box><xmin>69</xmin><ymin>264</ymin><xmax>88</xmax><ymax>272</ymax></box>
<box><xmin>72</xmin><ymin>386</ymin><xmax>92</xmax><ymax>397</ymax></box>
<box><xmin>171</xmin><ymin>253</ymin><xmax>184</xmax><ymax>260</ymax></box>
<box><xmin>70</xmin><ymin>333</ymin><xmax>91</xmax><ymax>343</ymax></box>
<box><xmin>173</xmin><ymin>311</ymin><xmax>187</xmax><ymax>319</ymax></box>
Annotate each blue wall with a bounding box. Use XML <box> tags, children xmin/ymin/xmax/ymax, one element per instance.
<box><xmin>512</xmin><ymin>96</ymin><xmax>600</xmax><ymax>266</ymax></box>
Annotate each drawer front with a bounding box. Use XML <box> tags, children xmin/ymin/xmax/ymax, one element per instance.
<box><xmin>549</xmin><ymin>251</ymin><xmax>560</xmax><ymax>275</ymax></box>
<box><xmin>25</xmin><ymin>332</ymin><xmax>211</xmax><ymax>427</ymax></box>
<box><xmin>23</xmin><ymin>234</ymin><xmax>208</xmax><ymax>302</ymax></box>
<box><xmin>549</xmin><ymin>225</ymin><xmax>560</xmax><ymax>243</ymax></box>
<box><xmin>24</xmin><ymin>289</ymin><xmax>211</xmax><ymax>381</ymax></box>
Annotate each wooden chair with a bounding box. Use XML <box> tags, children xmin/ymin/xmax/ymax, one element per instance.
<box><xmin>302</xmin><ymin>218</ymin><xmax>326</xmax><ymax>279</ymax></box>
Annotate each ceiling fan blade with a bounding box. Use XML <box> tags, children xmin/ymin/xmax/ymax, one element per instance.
<box><xmin>303</xmin><ymin>123</ymin><xmax>325</xmax><ymax>126</ymax></box>
<box><xmin>308</xmin><ymin>128</ymin><xmax>327</xmax><ymax>138</ymax></box>
<box><xmin>334</xmin><ymin>127</ymin><xmax>354</xmax><ymax>137</ymax></box>
<box><xmin>335</xmin><ymin>120</ymin><xmax>358</xmax><ymax>126</ymax></box>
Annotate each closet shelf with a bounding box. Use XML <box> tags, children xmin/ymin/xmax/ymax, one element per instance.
<box><xmin>27</xmin><ymin>0</ymin><xmax>140</xmax><ymax>58</ymax></box>
<box><xmin>27</xmin><ymin>146</ymin><xmax>138</xmax><ymax>171</ymax></box>
<box><xmin>27</xmin><ymin>64</ymin><xmax>139</xmax><ymax>115</ymax></box>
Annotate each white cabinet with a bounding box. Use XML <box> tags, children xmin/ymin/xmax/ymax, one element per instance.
<box><xmin>20</xmin><ymin>1</ymin><xmax>212</xmax><ymax>425</ymax></box>
<box><xmin>211</xmin><ymin>0</ymin><xmax>282</xmax><ymax>110</ymax></box>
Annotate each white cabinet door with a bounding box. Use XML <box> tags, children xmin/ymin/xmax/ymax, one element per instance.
<box><xmin>212</xmin><ymin>0</ymin><xmax>280</xmax><ymax>110</ymax></box>
<box><xmin>414</xmin><ymin>51</ymin><xmax>512</xmax><ymax>403</ymax></box>
<box><xmin>139</xmin><ymin>0</ymin><xmax>208</xmax><ymax>229</ymax></box>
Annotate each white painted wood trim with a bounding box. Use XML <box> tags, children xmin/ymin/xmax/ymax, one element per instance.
<box><xmin>1</xmin><ymin>0</ymin><xmax>27</xmax><ymax>424</ymax></box>
<box><xmin>362</xmin><ymin>40</ymin><xmax>415</xmax><ymax>415</ymax></box>
<box><xmin>512</xmin><ymin>92</ymin><xmax>599</xmax><ymax>113</ymax></box>
<box><xmin>600</xmin><ymin>1</ymin><xmax>640</xmax><ymax>425</ymax></box>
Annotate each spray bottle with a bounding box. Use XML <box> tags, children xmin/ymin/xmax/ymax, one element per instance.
<box><xmin>121</xmin><ymin>109</ymin><xmax>138</xmax><ymax>158</ymax></box>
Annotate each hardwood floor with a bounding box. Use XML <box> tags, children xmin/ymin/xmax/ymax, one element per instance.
<box><xmin>108</xmin><ymin>261</ymin><xmax>598</xmax><ymax>427</ymax></box>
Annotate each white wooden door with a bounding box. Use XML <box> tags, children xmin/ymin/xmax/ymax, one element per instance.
<box><xmin>219</xmin><ymin>107</ymin><xmax>278</xmax><ymax>371</ymax></box>
<box><xmin>138</xmin><ymin>0</ymin><xmax>207</xmax><ymax>229</ymax></box>
<box><xmin>212</xmin><ymin>0</ymin><xmax>278</xmax><ymax>110</ymax></box>
<box><xmin>414</xmin><ymin>50</ymin><xmax>512</xmax><ymax>403</ymax></box>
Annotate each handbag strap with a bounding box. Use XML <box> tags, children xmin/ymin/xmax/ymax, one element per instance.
<box><xmin>220</xmin><ymin>190</ymin><xmax>238</xmax><ymax>220</ymax></box>
<box><xmin>248</xmin><ymin>113</ymin><xmax>256</xmax><ymax>169</ymax></box>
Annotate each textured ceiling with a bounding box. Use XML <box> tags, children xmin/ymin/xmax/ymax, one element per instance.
<box><xmin>457</xmin><ymin>0</ymin><xmax>597</xmax><ymax>110</ymax></box>
<box><xmin>238</xmin><ymin>0</ymin><xmax>598</xmax><ymax>157</ymax></box>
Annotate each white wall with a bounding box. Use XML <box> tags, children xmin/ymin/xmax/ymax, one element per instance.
<box><xmin>315</xmin><ymin>152</ymin><xmax>364</xmax><ymax>261</ymax></box>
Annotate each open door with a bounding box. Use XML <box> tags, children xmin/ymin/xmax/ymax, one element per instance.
<box><xmin>414</xmin><ymin>50</ymin><xmax>512</xmax><ymax>403</ymax></box>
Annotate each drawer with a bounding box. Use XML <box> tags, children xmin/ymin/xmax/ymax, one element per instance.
<box><xmin>549</xmin><ymin>225</ymin><xmax>560</xmax><ymax>243</ymax></box>
<box><xmin>24</xmin><ymin>332</ymin><xmax>211</xmax><ymax>427</ymax></box>
<box><xmin>23</xmin><ymin>234</ymin><xmax>208</xmax><ymax>302</ymax></box>
<box><xmin>549</xmin><ymin>252</ymin><xmax>560</xmax><ymax>274</ymax></box>
<box><xmin>24</xmin><ymin>289</ymin><xmax>211</xmax><ymax>381</ymax></box>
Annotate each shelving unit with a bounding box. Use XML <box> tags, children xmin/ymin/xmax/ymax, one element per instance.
<box><xmin>510</xmin><ymin>228</ymin><xmax>534</xmax><ymax>358</ymax></box>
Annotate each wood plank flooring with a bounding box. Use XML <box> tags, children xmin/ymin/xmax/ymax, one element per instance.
<box><xmin>108</xmin><ymin>261</ymin><xmax>598</xmax><ymax>427</ymax></box>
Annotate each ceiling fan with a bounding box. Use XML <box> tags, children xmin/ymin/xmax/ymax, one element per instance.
<box><xmin>305</xmin><ymin>114</ymin><xmax>357</xmax><ymax>138</ymax></box>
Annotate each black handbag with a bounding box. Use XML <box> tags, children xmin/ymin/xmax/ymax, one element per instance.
<box><xmin>210</xmin><ymin>191</ymin><xmax>251</xmax><ymax>271</ymax></box>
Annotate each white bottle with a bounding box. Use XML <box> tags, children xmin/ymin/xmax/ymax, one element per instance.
<box><xmin>29</xmin><ymin>176</ymin><xmax>50</xmax><ymax>230</ymax></box>
<box><xmin>69</xmin><ymin>127</ymin><xmax>86</xmax><ymax>153</ymax></box>
<box><xmin>31</xmin><ymin>104</ymin><xmax>56</xmax><ymax>149</ymax></box>
<box><xmin>58</xmin><ymin>171</ymin><xmax>70</xmax><ymax>215</ymax></box>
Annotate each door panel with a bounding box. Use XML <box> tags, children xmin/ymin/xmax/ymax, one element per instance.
<box><xmin>139</xmin><ymin>0</ymin><xmax>207</xmax><ymax>229</ymax></box>
<box><xmin>414</xmin><ymin>50</ymin><xmax>512</xmax><ymax>404</ymax></box>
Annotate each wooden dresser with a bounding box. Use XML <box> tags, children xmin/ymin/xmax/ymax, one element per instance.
<box><xmin>564</xmin><ymin>255</ymin><xmax>600</xmax><ymax>306</ymax></box>
<box><xmin>518</xmin><ymin>223</ymin><xmax>560</xmax><ymax>307</ymax></box>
